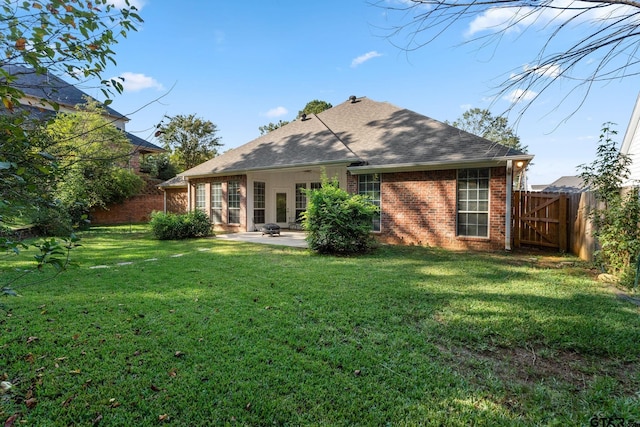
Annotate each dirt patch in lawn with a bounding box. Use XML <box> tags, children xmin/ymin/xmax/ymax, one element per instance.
<box><xmin>438</xmin><ymin>343</ymin><xmax>639</xmax><ymax>397</ymax></box>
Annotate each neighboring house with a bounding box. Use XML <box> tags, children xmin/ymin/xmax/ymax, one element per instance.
<box><xmin>1</xmin><ymin>64</ymin><xmax>164</xmax><ymax>171</ymax></box>
<box><xmin>1</xmin><ymin>64</ymin><xmax>166</xmax><ymax>223</ymax></box>
<box><xmin>160</xmin><ymin>96</ymin><xmax>533</xmax><ymax>251</ymax></box>
<box><xmin>532</xmin><ymin>176</ymin><xmax>588</xmax><ymax>193</ymax></box>
<box><xmin>620</xmin><ymin>92</ymin><xmax>640</xmax><ymax>187</ymax></box>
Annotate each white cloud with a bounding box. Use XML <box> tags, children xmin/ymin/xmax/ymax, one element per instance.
<box><xmin>109</xmin><ymin>0</ymin><xmax>145</xmax><ymax>9</ymax></box>
<box><xmin>504</xmin><ymin>88</ymin><xmax>538</xmax><ymax>103</ymax></box>
<box><xmin>117</xmin><ymin>72</ymin><xmax>164</xmax><ymax>92</ymax></box>
<box><xmin>262</xmin><ymin>106</ymin><xmax>288</xmax><ymax>118</ymax></box>
<box><xmin>459</xmin><ymin>103</ymin><xmax>473</xmax><ymax>111</ymax></box>
<box><xmin>528</xmin><ymin>63</ymin><xmax>562</xmax><ymax>78</ymax></box>
<box><xmin>510</xmin><ymin>63</ymin><xmax>563</xmax><ymax>81</ymax></box>
<box><xmin>351</xmin><ymin>51</ymin><xmax>383</xmax><ymax>68</ymax></box>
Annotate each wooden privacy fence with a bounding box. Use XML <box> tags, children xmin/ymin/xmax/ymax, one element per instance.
<box><xmin>512</xmin><ymin>191</ymin><xmax>596</xmax><ymax>260</ymax></box>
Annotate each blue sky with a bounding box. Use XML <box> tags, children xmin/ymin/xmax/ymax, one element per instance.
<box><xmin>87</xmin><ymin>0</ymin><xmax>640</xmax><ymax>186</ymax></box>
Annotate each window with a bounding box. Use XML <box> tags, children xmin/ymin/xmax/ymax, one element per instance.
<box><xmin>211</xmin><ymin>182</ymin><xmax>222</xmax><ymax>224</ymax></box>
<box><xmin>358</xmin><ymin>174</ymin><xmax>381</xmax><ymax>232</ymax></box>
<box><xmin>195</xmin><ymin>183</ymin><xmax>206</xmax><ymax>212</ymax></box>
<box><xmin>295</xmin><ymin>183</ymin><xmax>307</xmax><ymax>222</ymax></box>
<box><xmin>457</xmin><ymin>168</ymin><xmax>490</xmax><ymax>237</ymax></box>
<box><xmin>310</xmin><ymin>182</ymin><xmax>322</xmax><ymax>190</ymax></box>
<box><xmin>228</xmin><ymin>181</ymin><xmax>241</xmax><ymax>224</ymax></box>
<box><xmin>253</xmin><ymin>181</ymin><xmax>265</xmax><ymax>224</ymax></box>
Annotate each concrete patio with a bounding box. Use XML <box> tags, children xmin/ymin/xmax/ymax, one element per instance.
<box><xmin>214</xmin><ymin>230</ymin><xmax>308</xmax><ymax>248</ymax></box>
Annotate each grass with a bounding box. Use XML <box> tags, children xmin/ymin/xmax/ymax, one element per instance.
<box><xmin>1</xmin><ymin>226</ymin><xmax>640</xmax><ymax>426</ymax></box>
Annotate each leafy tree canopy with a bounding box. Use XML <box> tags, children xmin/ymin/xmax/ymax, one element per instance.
<box><xmin>448</xmin><ymin>108</ymin><xmax>527</xmax><ymax>152</ymax></box>
<box><xmin>45</xmin><ymin>100</ymin><xmax>143</xmax><ymax>215</ymax></box>
<box><xmin>157</xmin><ymin>114</ymin><xmax>222</xmax><ymax>172</ymax></box>
<box><xmin>0</xmin><ymin>0</ymin><xmax>142</xmax><ymax>109</ymax></box>
<box><xmin>298</xmin><ymin>100</ymin><xmax>332</xmax><ymax>118</ymax></box>
<box><xmin>259</xmin><ymin>119</ymin><xmax>290</xmax><ymax>136</ymax></box>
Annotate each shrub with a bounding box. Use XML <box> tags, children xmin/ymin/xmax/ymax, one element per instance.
<box><xmin>32</xmin><ymin>203</ymin><xmax>74</xmax><ymax>237</ymax></box>
<box><xmin>150</xmin><ymin>210</ymin><xmax>212</xmax><ymax>240</ymax></box>
<box><xmin>302</xmin><ymin>177</ymin><xmax>378</xmax><ymax>255</ymax></box>
<box><xmin>579</xmin><ymin>123</ymin><xmax>640</xmax><ymax>288</ymax></box>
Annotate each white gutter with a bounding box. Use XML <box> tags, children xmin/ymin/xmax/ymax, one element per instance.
<box><xmin>505</xmin><ymin>160</ymin><xmax>513</xmax><ymax>251</ymax></box>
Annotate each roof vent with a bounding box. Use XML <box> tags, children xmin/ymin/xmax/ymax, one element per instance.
<box><xmin>349</xmin><ymin>95</ymin><xmax>357</xmax><ymax>103</ymax></box>
<box><xmin>301</xmin><ymin>113</ymin><xmax>307</xmax><ymax>121</ymax></box>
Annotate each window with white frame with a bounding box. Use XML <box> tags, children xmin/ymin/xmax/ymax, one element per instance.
<box><xmin>211</xmin><ymin>182</ymin><xmax>222</xmax><ymax>224</ymax></box>
<box><xmin>228</xmin><ymin>180</ymin><xmax>241</xmax><ymax>224</ymax></box>
<box><xmin>295</xmin><ymin>183</ymin><xmax>307</xmax><ymax>222</ymax></box>
<box><xmin>358</xmin><ymin>174</ymin><xmax>381</xmax><ymax>232</ymax></box>
<box><xmin>195</xmin><ymin>183</ymin><xmax>206</xmax><ymax>212</ymax></box>
<box><xmin>457</xmin><ymin>168</ymin><xmax>490</xmax><ymax>237</ymax></box>
<box><xmin>253</xmin><ymin>181</ymin><xmax>265</xmax><ymax>224</ymax></box>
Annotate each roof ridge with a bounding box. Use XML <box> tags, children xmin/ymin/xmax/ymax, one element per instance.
<box><xmin>314</xmin><ymin>106</ymin><xmax>363</xmax><ymax>164</ymax></box>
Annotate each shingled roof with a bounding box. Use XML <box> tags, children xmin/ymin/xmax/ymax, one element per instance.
<box><xmin>181</xmin><ymin>96</ymin><xmax>532</xmax><ymax>178</ymax></box>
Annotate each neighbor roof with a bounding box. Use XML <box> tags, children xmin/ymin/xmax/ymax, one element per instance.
<box><xmin>2</xmin><ymin>64</ymin><xmax>123</xmax><ymax>117</ymax></box>
<box><xmin>538</xmin><ymin>176</ymin><xmax>588</xmax><ymax>193</ymax></box>
<box><xmin>181</xmin><ymin>96</ymin><xmax>532</xmax><ymax>178</ymax></box>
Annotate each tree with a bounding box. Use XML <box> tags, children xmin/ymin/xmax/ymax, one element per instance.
<box><xmin>298</xmin><ymin>100</ymin><xmax>332</xmax><ymax>118</ymax></box>
<box><xmin>448</xmin><ymin>108</ymin><xmax>527</xmax><ymax>152</ymax></box>
<box><xmin>45</xmin><ymin>101</ymin><xmax>144</xmax><ymax>226</ymax></box>
<box><xmin>140</xmin><ymin>153</ymin><xmax>179</xmax><ymax>181</ymax></box>
<box><xmin>259</xmin><ymin>119</ymin><xmax>290</xmax><ymax>135</ymax></box>
<box><xmin>579</xmin><ymin>123</ymin><xmax>640</xmax><ymax>287</ymax></box>
<box><xmin>157</xmin><ymin>114</ymin><xmax>222</xmax><ymax>171</ymax></box>
<box><xmin>1</xmin><ymin>0</ymin><xmax>142</xmax><ymax>301</ymax></box>
<box><xmin>376</xmin><ymin>0</ymin><xmax>640</xmax><ymax>116</ymax></box>
<box><xmin>0</xmin><ymin>0</ymin><xmax>143</xmax><ymax>223</ymax></box>
<box><xmin>0</xmin><ymin>0</ymin><xmax>142</xmax><ymax>109</ymax></box>
<box><xmin>258</xmin><ymin>100</ymin><xmax>333</xmax><ymax>135</ymax></box>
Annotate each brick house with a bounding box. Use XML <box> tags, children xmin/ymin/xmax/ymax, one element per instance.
<box><xmin>159</xmin><ymin>96</ymin><xmax>533</xmax><ymax>251</ymax></box>
<box><xmin>2</xmin><ymin>64</ymin><xmax>165</xmax><ymax>223</ymax></box>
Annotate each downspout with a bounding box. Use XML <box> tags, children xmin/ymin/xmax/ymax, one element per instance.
<box><xmin>505</xmin><ymin>160</ymin><xmax>513</xmax><ymax>251</ymax></box>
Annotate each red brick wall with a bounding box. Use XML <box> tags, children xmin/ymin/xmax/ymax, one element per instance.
<box><xmin>166</xmin><ymin>188</ymin><xmax>188</xmax><ymax>213</ymax></box>
<box><xmin>90</xmin><ymin>177</ymin><xmax>165</xmax><ymax>225</ymax></box>
<box><xmin>349</xmin><ymin>167</ymin><xmax>507</xmax><ymax>251</ymax></box>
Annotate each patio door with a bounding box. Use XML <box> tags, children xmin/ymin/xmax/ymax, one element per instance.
<box><xmin>276</xmin><ymin>192</ymin><xmax>287</xmax><ymax>223</ymax></box>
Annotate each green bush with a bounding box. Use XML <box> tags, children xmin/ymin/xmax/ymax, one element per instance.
<box><xmin>302</xmin><ymin>177</ymin><xmax>378</xmax><ymax>255</ymax></box>
<box><xmin>579</xmin><ymin>123</ymin><xmax>640</xmax><ymax>288</ymax></box>
<box><xmin>150</xmin><ymin>210</ymin><xmax>212</xmax><ymax>240</ymax></box>
<box><xmin>32</xmin><ymin>203</ymin><xmax>74</xmax><ymax>237</ymax></box>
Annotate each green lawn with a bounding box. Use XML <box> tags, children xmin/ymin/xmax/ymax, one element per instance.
<box><xmin>1</xmin><ymin>227</ymin><xmax>639</xmax><ymax>426</ymax></box>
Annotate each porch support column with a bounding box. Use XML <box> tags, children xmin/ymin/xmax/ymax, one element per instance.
<box><xmin>187</xmin><ymin>181</ymin><xmax>192</xmax><ymax>212</ymax></box>
<box><xmin>505</xmin><ymin>160</ymin><xmax>513</xmax><ymax>251</ymax></box>
<box><xmin>163</xmin><ymin>190</ymin><xmax>167</xmax><ymax>214</ymax></box>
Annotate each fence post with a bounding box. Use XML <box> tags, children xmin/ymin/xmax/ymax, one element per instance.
<box><xmin>559</xmin><ymin>194</ymin><xmax>568</xmax><ymax>252</ymax></box>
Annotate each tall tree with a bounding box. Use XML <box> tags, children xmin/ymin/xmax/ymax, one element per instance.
<box><xmin>45</xmin><ymin>101</ymin><xmax>144</xmax><ymax>223</ymax></box>
<box><xmin>157</xmin><ymin>114</ymin><xmax>222</xmax><ymax>171</ymax></box>
<box><xmin>0</xmin><ymin>0</ymin><xmax>142</xmax><ymax>223</ymax></box>
<box><xmin>376</xmin><ymin>0</ymin><xmax>640</xmax><ymax>116</ymax></box>
<box><xmin>259</xmin><ymin>119</ymin><xmax>290</xmax><ymax>136</ymax></box>
<box><xmin>298</xmin><ymin>100</ymin><xmax>332</xmax><ymax>118</ymax></box>
<box><xmin>448</xmin><ymin>108</ymin><xmax>526</xmax><ymax>152</ymax></box>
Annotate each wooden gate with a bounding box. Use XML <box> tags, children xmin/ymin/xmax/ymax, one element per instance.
<box><xmin>513</xmin><ymin>191</ymin><xmax>568</xmax><ymax>251</ymax></box>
